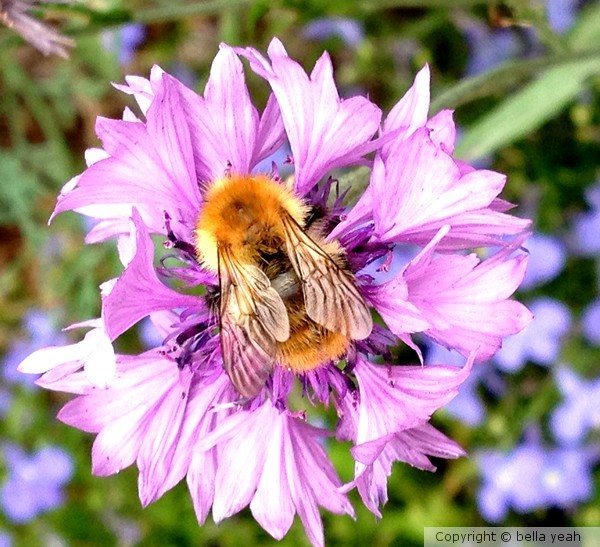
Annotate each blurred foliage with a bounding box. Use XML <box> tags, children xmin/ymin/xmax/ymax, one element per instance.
<box><xmin>1</xmin><ymin>0</ymin><xmax>600</xmax><ymax>545</ymax></box>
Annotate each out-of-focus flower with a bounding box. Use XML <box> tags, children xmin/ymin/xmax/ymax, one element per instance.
<box><xmin>572</xmin><ymin>183</ymin><xmax>600</xmax><ymax>255</ymax></box>
<box><xmin>20</xmin><ymin>39</ymin><xmax>531</xmax><ymax>545</ymax></box>
<box><xmin>551</xmin><ymin>367</ymin><xmax>600</xmax><ymax>445</ymax></box>
<box><xmin>0</xmin><ymin>444</ymin><xmax>73</xmax><ymax>523</ymax></box>
<box><xmin>495</xmin><ymin>297</ymin><xmax>570</xmax><ymax>372</ymax></box>
<box><xmin>3</xmin><ymin>309</ymin><xmax>68</xmax><ymax>388</ymax></box>
<box><xmin>303</xmin><ymin>17</ymin><xmax>364</xmax><ymax>48</ymax></box>
<box><xmin>102</xmin><ymin>22</ymin><xmax>146</xmax><ymax>66</ymax></box>
<box><xmin>477</xmin><ymin>441</ymin><xmax>594</xmax><ymax>522</ymax></box>
<box><xmin>0</xmin><ymin>0</ymin><xmax>74</xmax><ymax>58</ymax></box>
<box><xmin>582</xmin><ymin>298</ymin><xmax>600</xmax><ymax>346</ymax></box>
<box><xmin>425</xmin><ymin>342</ymin><xmax>506</xmax><ymax>427</ymax></box>
<box><xmin>0</xmin><ymin>390</ymin><xmax>12</xmax><ymax>418</ymax></box>
<box><xmin>520</xmin><ymin>233</ymin><xmax>566</xmax><ymax>290</ymax></box>
<box><xmin>546</xmin><ymin>0</ymin><xmax>578</xmax><ymax>34</ymax></box>
<box><xmin>425</xmin><ymin>343</ymin><xmax>484</xmax><ymax>426</ymax></box>
<box><xmin>455</xmin><ymin>16</ymin><xmax>520</xmax><ymax>76</ymax></box>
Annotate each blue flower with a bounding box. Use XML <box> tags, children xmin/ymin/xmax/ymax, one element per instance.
<box><xmin>582</xmin><ymin>298</ymin><xmax>600</xmax><ymax>346</ymax></box>
<box><xmin>0</xmin><ymin>530</ymin><xmax>12</xmax><ymax>547</ymax></box>
<box><xmin>1</xmin><ymin>444</ymin><xmax>73</xmax><ymax>523</ymax></box>
<box><xmin>494</xmin><ymin>297</ymin><xmax>571</xmax><ymax>372</ymax></box>
<box><xmin>457</xmin><ymin>17</ymin><xmax>520</xmax><ymax>76</ymax></box>
<box><xmin>545</xmin><ymin>0</ymin><xmax>578</xmax><ymax>34</ymax></box>
<box><xmin>303</xmin><ymin>17</ymin><xmax>364</xmax><ymax>48</ymax></box>
<box><xmin>551</xmin><ymin>367</ymin><xmax>600</xmax><ymax>445</ymax></box>
<box><xmin>477</xmin><ymin>441</ymin><xmax>594</xmax><ymax>522</ymax></box>
<box><xmin>102</xmin><ymin>23</ymin><xmax>146</xmax><ymax>66</ymax></box>
<box><xmin>521</xmin><ymin>233</ymin><xmax>566</xmax><ymax>290</ymax></box>
<box><xmin>3</xmin><ymin>309</ymin><xmax>67</xmax><ymax>388</ymax></box>
<box><xmin>572</xmin><ymin>183</ymin><xmax>600</xmax><ymax>256</ymax></box>
<box><xmin>0</xmin><ymin>389</ymin><xmax>12</xmax><ymax>418</ymax></box>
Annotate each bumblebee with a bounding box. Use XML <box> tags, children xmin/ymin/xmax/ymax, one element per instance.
<box><xmin>195</xmin><ymin>174</ymin><xmax>372</xmax><ymax>398</ymax></box>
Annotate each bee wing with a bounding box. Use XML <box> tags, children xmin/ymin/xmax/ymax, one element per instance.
<box><xmin>218</xmin><ymin>249</ymin><xmax>290</xmax><ymax>398</ymax></box>
<box><xmin>282</xmin><ymin>216</ymin><xmax>372</xmax><ymax>340</ymax></box>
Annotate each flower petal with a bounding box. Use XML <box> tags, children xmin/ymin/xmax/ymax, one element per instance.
<box><xmin>403</xmin><ymin>232</ymin><xmax>532</xmax><ymax>361</ymax></box>
<box><xmin>238</xmin><ymin>37</ymin><xmax>381</xmax><ymax>195</ymax></box>
<box><xmin>352</xmin><ymin>354</ymin><xmax>472</xmax><ymax>444</ymax></box>
<box><xmin>102</xmin><ymin>210</ymin><xmax>200</xmax><ymax>340</ymax></box>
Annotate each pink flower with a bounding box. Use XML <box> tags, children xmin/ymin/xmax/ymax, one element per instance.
<box><xmin>18</xmin><ymin>38</ymin><xmax>531</xmax><ymax>545</ymax></box>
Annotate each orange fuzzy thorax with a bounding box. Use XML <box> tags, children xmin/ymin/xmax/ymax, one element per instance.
<box><xmin>194</xmin><ymin>174</ymin><xmax>308</xmax><ymax>272</ymax></box>
<box><xmin>194</xmin><ymin>174</ymin><xmax>352</xmax><ymax>373</ymax></box>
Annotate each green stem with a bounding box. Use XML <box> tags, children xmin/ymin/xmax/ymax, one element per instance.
<box><xmin>430</xmin><ymin>46</ymin><xmax>600</xmax><ymax>112</ymax></box>
<box><xmin>135</xmin><ymin>0</ymin><xmax>252</xmax><ymax>24</ymax></box>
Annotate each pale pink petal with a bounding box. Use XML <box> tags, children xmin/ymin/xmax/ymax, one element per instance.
<box><xmin>17</xmin><ymin>340</ymin><xmax>89</xmax><ymax>374</ymax></box>
<box><xmin>252</xmin><ymin>93</ymin><xmax>287</xmax><ymax>166</ymax></box>
<box><xmin>112</xmin><ymin>70</ymin><xmax>157</xmax><ymax>114</ymax></box>
<box><xmin>197</xmin><ymin>403</ymin><xmax>352</xmax><ymax>545</ymax></box>
<box><xmin>18</xmin><ymin>324</ymin><xmax>116</xmax><ymax>389</ymax></box>
<box><xmin>250</xmin><ymin>412</ymin><xmax>295</xmax><ymax>539</ymax></box>
<box><xmin>426</xmin><ymin>109</ymin><xmax>456</xmax><ymax>153</ymax></box>
<box><xmin>352</xmin><ymin>424</ymin><xmax>465</xmax><ymax>515</ymax></box>
<box><xmin>82</xmin><ymin>327</ymin><xmax>116</xmax><ymax>388</ymax></box>
<box><xmin>365</xmin><ymin>273</ymin><xmax>431</xmax><ymax>335</ymax></box>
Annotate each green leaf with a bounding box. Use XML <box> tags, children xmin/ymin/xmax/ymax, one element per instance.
<box><xmin>567</xmin><ymin>1</ymin><xmax>600</xmax><ymax>51</ymax></box>
<box><xmin>455</xmin><ymin>57</ymin><xmax>600</xmax><ymax>161</ymax></box>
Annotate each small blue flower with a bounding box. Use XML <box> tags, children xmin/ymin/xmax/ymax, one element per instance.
<box><xmin>582</xmin><ymin>298</ymin><xmax>600</xmax><ymax>346</ymax></box>
<box><xmin>494</xmin><ymin>297</ymin><xmax>571</xmax><ymax>372</ymax></box>
<box><xmin>1</xmin><ymin>444</ymin><xmax>74</xmax><ymax>523</ymax></box>
<box><xmin>572</xmin><ymin>183</ymin><xmax>600</xmax><ymax>256</ymax></box>
<box><xmin>551</xmin><ymin>367</ymin><xmax>600</xmax><ymax>445</ymax></box>
<box><xmin>102</xmin><ymin>23</ymin><xmax>146</xmax><ymax>66</ymax></box>
<box><xmin>303</xmin><ymin>17</ymin><xmax>364</xmax><ymax>48</ymax></box>
<box><xmin>521</xmin><ymin>233</ymin><xmax>566</xmax><ymax>290</ymax></box>
<box><xmin>545</xmin><ymin>0</ymin><xmax>578</xmax><ymax>34</ymax></box>
<box><xmin>458</xmin><ymin>18</ymin><xmax>520</xmax><ymax>76</ymax></box>
<box><xmin>0</xmin><ymin>388</ymin><xmax>13</xmax><ymax>418</ymax></box>
<box><xmin>0</xmin><ymin>530</ymin><xmax>12</xmax><ymax>547</ymax></box>
<box><xmin>3</xmin><ymin>309</ymin><xmax>67</xmax><ymax>388</ymax></box>
<box><xmin>477</xmin><ymin>441</ymin><xmax>594</xmax><ymax>522</ymax></box>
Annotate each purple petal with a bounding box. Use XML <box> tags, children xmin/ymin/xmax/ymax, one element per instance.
<box><xmin>102</xmin><ymin>210</ymin><xmax>200</xmax><ymax>339</ymax></box>
<box><xmin>238</xmin><ymin>38</ymin><xmax>381</xmax><ymax>195</ymax></box>
<box><xmin>381</xmin><ymin>65</ymin><xmax>430</xmax><ymax>155</ymax></box>
<box><xmin>353</xmin><ymin>354</ymin><xmax>472</xmax><ymax>444</ymax></box>
<box><xmin>403</xmin><ymin>231</ymin><xmax>531</xmax><ymax>362</ymax></box>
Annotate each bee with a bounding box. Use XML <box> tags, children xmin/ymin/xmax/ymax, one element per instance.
<box><xmin>195</xmin><ymin>174</ymin><xmax>372</xmax><ymax>398</ymax></box>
